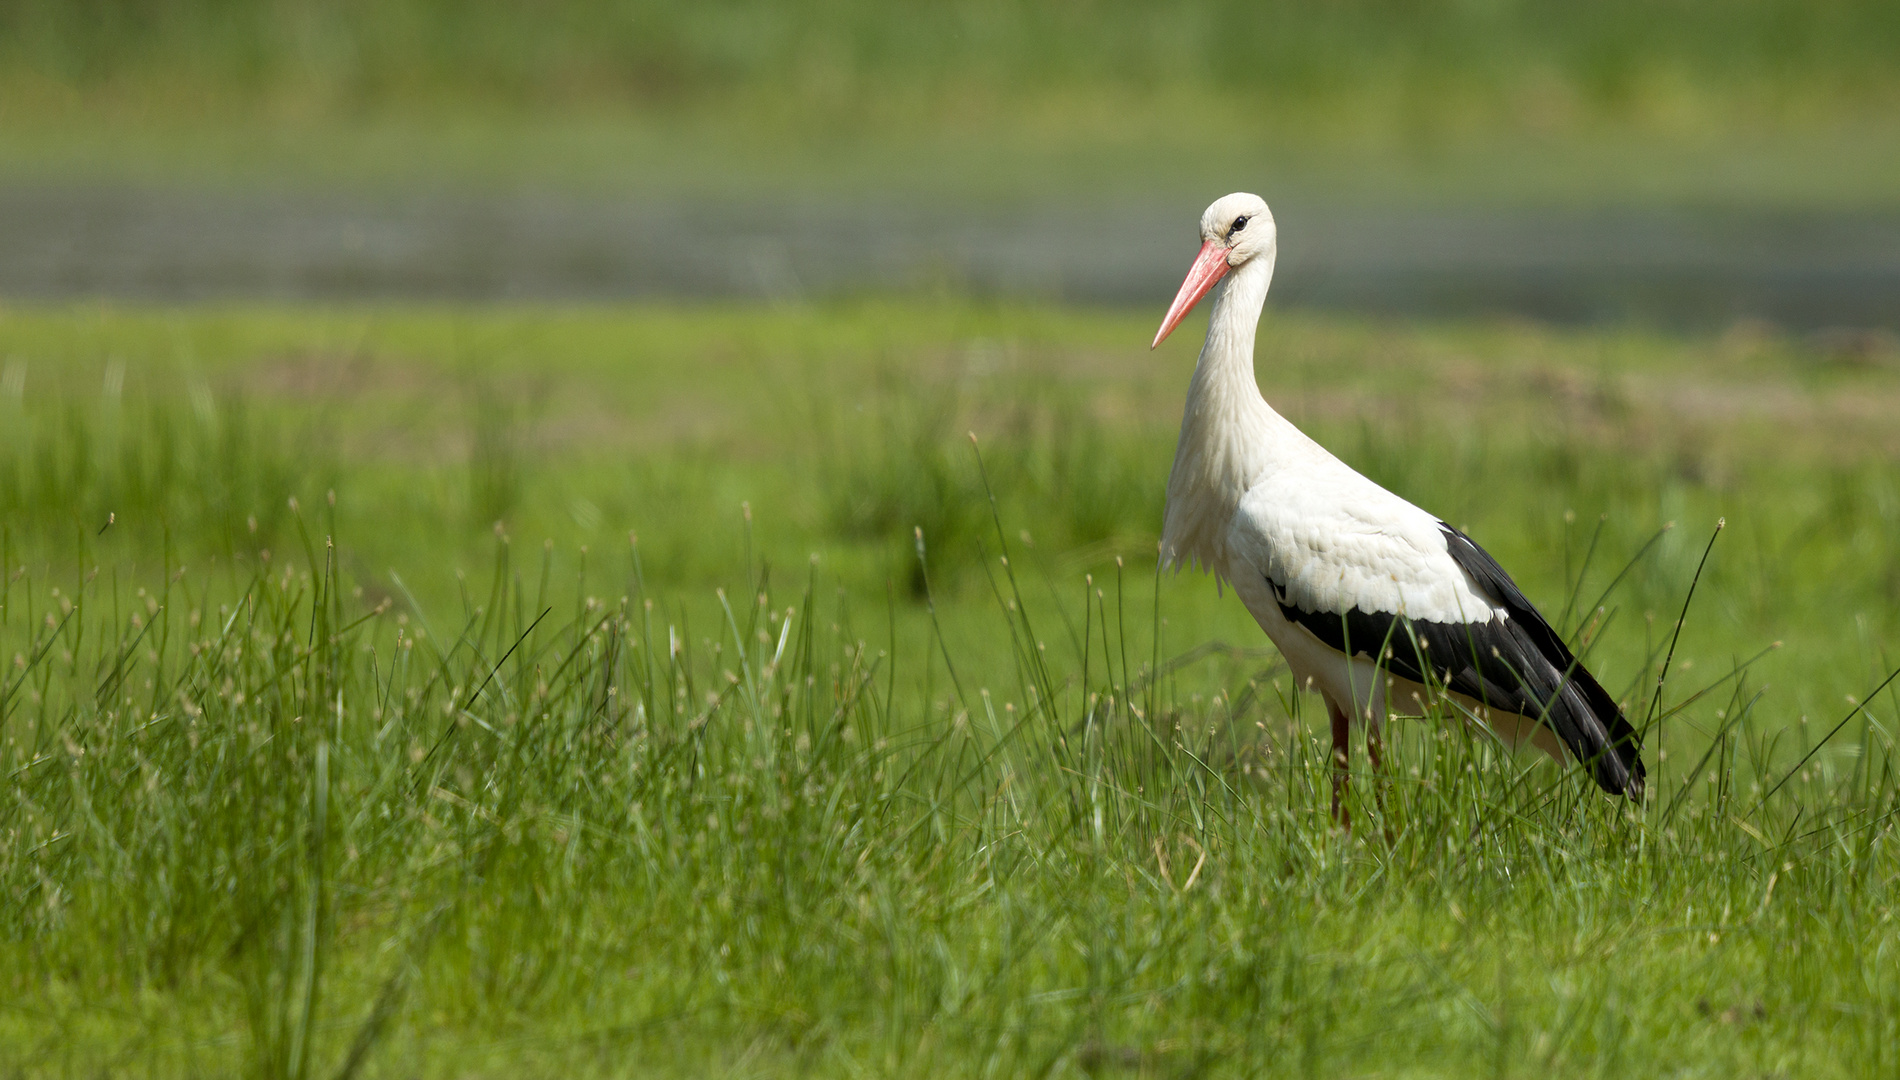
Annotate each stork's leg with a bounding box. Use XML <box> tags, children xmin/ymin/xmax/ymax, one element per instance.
<box><xmin>1326</xmin><ymin>697</ymin><xmax>1351</xmax><ymax>830</ymax></box>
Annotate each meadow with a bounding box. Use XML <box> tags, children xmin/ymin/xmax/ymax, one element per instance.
<box><xmin>2</xmin><ymin>301</ymin><xmax>1898</xmax><ymax>1076</ymax></box>
<box><xmin>4</xmin><ymin>0</ymin><xmax>1900</xmax><ymax>206</ymax></box>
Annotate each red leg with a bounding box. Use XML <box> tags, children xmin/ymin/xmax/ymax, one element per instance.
<box><xmin>1327</xmin><ymin>697</ymin><xmax>1351</xmax><ymax>831</ymax></box>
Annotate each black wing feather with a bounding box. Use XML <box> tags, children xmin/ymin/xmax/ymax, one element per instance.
<box><xmin>1271</xmin><ymin>524</ymin><xmax>1645</xmax><ymax>798</ymax></box>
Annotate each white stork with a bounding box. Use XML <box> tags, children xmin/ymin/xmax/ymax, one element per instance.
<box><xmin>1153</xmin><ymin>193</ymin><xmax>1645</xmax><ymax>823</ymax></box>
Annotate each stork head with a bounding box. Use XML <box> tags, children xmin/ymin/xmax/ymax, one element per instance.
<box><xmin>1152</xmin><ymin>192</ymin><xmax>1275</xmax><ymax>349</ymax></box>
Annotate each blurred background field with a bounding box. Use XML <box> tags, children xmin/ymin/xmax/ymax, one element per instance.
<box><xmin>3</xmin><ymin>300</ymin><xmax>1897</xmax><ymax>715</ymax></box>
<box><xmin>3</xmin><ymin>0</ymin><xmax>1899</xmax><ymax>203</ymax></box>
<box><xmin>3</xmin><ymin>2</ymin><xmax>1900</xmax><ymax>1077</ymax></box>
<box><xmin>3</xmin><ymin>0</ymin><xmax>1900</xmax><ymax>324</ymax></box>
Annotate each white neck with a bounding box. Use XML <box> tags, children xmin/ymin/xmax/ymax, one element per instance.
<box><xmin>1160</xmin><ymin>250</ymin><xmax>1308</xmax><ymax>574</ymax></box>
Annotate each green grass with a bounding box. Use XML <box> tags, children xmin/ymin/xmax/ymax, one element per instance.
<box><xmin>2</xmin><ymin>301</ymin><xmax>1899</xmax><ymax>1076</ymax></box>
<box><xmin>3</xmin><ymin>1</ymin><xmax>1898</xmax><ymax>204</ymax></box>
<box><xmin>9</xmin><ymin>0</ymin><xmax>1897</xmax><ymax>126</ymax></box>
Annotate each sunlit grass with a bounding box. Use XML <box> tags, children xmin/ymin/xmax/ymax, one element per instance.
<box><xmin>1</xmin><ymin>301</ymin><xmax>1898</xmax><ymax>1076</ymax></box>
<box><xmin>3</xmin><ymin>1</ymin><xmax>1899</xmax><ymax>204</ymax></box>
<box><xmin>7</xmin><ymin>0</ymin><xmax>1898</xmax><ymax>129</ymax></box>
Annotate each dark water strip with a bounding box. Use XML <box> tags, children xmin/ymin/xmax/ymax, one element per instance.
<box><xmin>3</xmin><ymin>186</ymin><xmax>1896</xmax><ymax>330</ymax></box>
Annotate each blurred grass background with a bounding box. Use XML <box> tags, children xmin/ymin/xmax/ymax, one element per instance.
<box><xmin>3</xmin><ymin>302</ymin><xmax>1896</xmax><ymax>751</ymax></box>
<box><xmin>1</xmin><ymin>0</ymin><xmax>1897</xmax><ymax>202</ymax></box>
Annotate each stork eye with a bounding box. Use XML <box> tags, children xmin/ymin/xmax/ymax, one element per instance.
<box><xmin>1229</xmin><ymin>216</ymin><xmax>1249</xmax><ymax>236</ymax></box>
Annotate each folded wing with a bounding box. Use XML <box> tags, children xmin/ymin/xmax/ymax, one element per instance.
<box><xmin>1230</xmin><ymin>475</ymin><xmax>1645</xmax><ymax>797</ymax></box>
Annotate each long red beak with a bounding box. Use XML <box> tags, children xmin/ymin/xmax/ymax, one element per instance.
<box><xmin>1151</xmin><ymin>240</ymin><xmax>1231</xmax><ymax>349</ymax></box>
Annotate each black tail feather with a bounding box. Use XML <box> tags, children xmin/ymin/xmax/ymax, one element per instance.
<box><xmin>1440</xmin><ymin>526</ymin><xmax>1645</xmax><ymax>798</ymax></box>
